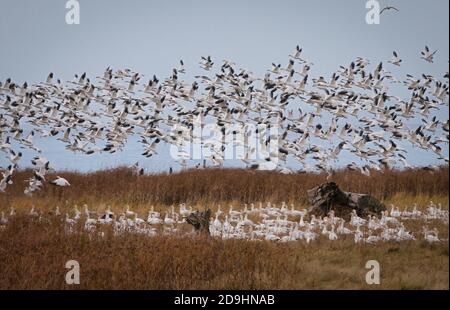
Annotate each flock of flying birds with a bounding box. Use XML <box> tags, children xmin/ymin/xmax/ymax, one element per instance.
<box><xmin>0</xmin><ymin>45</ymin><xmax>449</xmax><ymax>195</ymax></box>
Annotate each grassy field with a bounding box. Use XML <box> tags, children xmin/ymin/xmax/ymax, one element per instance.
<box><xmin>0</xmin><ymin>215</ymin><xmax>448</xmax><ymax>290</ymax></box>
<box><xmin>0</xmin><ymin>167</ymin><xmax>448</xmax><ymax>289</ymax></box>
<box><xmin>1</xmin><ymin>166</ymin><xmax>448</xmax><ymax>212</ymax></box>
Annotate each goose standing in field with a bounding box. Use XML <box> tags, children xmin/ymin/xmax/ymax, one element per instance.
<box><xmin>30</xmin><ymin>205</ymin><xmax>39</xmax><ymax>218</ymax></box>
<box><xmin>73</xmin><ymin>205</ymin><xmax>81</xmax><ymax>220</ymax></box>
<box><xmin>211</xmin><ymin>213</ymin><xmax>223</xmax><ymax>236</ymax></box>
<box><xmin>133</xmin><ymin>213</ymin><xmax>146</xmax><ymax>226</ymax></box>
<box><xmin>396</xmin><ymin>223</ymin><xmax>415</xmax><ymax>241</ymax></box>
<box><xmin>238</xmin><ymin>213</ymin><xmax>254</xmax><ymax>226</ymax></box>
<box><xmin>336</xmin><ymin>219</ymin><xmax>352</xmax><ymax>235</ymax></box>
<box><xmin>148</xmin><ymin>205</ymin><xmax>160</xmax><ymax>218</ymax></box>
<box><xmin>179</xmin><ymin>203</ymin><xmax>191</xmax><ymax>218</ymax></box>
<box><xmin>328</xmin><ymin>225</ymin><xmax>338</xmax><ymax>240</ymax></box>
<box><xmin>99</xmin><ymin>206</ymin><xmax>115</xmax><ymax>223</ymax></box>
<box><xmin>366</xmin><ymin>232</ymin><xmax>381</xmax><ymax>244</ymax></box>
<box><xmin>147</xmin><ymin>211</ymin><xmax>162</xmax><ymax>225</ymax></box>
<box><xmin>423</xmin><ymin>226</ymin><xmax>440</xmax><ymax>243</ymax></box>
<box><xmin>84</xmin><ymin>213</ymin><xmax>97</xmax><ymax>231</ymax></box>
<box><xmin>84</xmin><ymin>204</ymin><xmax>97</xmax><ymax>219</ymax></box>
<box><xmin>0</xmin><ymin>211</ymin><xmax>8</xmax><ymax>226</ymax></box>
<box><xmin>354</xmin><ymin>225</ymin><xmax>364</xmax><ymax>244</ymax></box>
<box><xmin>350</xmin><ymin>210</ymin><xmax>366</xmax><ymax>227</ymax></box>
<box><xmin>389</xmin><ymin>205</ymin><xmax>402</xmax><ymax>218</ymax></box>
<box><xmin>303</xmin><ymin>224</ymin><xmax>317</xmax><ymax>244</ymax></box>
<box><xmin>163</xmin><ymin>212</ymin><xmax>175</xmax><ymax>225</ymax></box>
<box><xmin>53</xmin><ymin>206</ymin><xmax>61</xmax><ymax>216</ymax></box>
<box><xmin>65</xmin><ymin>213</ymin><xmax>76</xmax><ymax>226</ymax></box>
<box><xmin>125</xmin><ymin>205</ymin><xmax>136</xmax><ymax>217</ymax></box>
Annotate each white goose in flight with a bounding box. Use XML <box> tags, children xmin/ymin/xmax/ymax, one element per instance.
<box><xmin>50</xmin><ymin>176</ymin><xmax>71</xmax><ymax>187</ymax></box>
<box><xmin>421</xmin><ymin>46</ymin><xmax>438</xmax><ymax>63</ymax></box>
<box><xmin>388</xmin><ymin>51</ymin><xmax>402</xmax><ymax>66</ymax></box>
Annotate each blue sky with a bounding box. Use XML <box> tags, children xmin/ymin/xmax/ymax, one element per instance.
<box><xmin>0</xmin><ymin>0</ymin><xmax>448</xmax><ymax>172</ymax></box>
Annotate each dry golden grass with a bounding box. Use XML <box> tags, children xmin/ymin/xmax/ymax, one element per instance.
<box><xmin>0</xmin><ymin>216</ymin><xmax>448</xmax><ymax>290</ymax></box>
<box><xmin>0</xmin><ymin>167</ymin><xmax>448</xmax><ymax>290</ymax></box>
<box><xmin>1</xmin><ymin>166</ymin><xmax>448</xmax><ymax>214</ymax></box>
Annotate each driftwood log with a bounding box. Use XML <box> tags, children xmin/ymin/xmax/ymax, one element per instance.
<box><xmin>186</xmin><ymin>209</ymin><xmax>212</xmax><ymax>235</ymax></box>
<box><xmin>307</xmin><ymin>182</ymin><xmax>385</xmax><ymax>219</ymax></box>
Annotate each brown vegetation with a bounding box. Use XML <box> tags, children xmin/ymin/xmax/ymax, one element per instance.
<box><xmin>1</xmin><ymin>167</ymin><xmax>448</xmax><ymax>212</ymax></box>
<box><xmin>0</xmin><ymin>215</ymin><xmax>448</xmax><ymax>290</ymax></box>
<box><xmin>0</xmin><ymin>167</ymin><xmax>448</xmax><ymax>290</ymax></box>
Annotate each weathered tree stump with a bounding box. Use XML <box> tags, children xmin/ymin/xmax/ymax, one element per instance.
<box><xmin>307</xmin><ymin>182</ymin><xmax>385</xmax><ymax>219</ymax></box>
<box><xmin>186</xmin><ymin>209</ymin><xmax>211</xmax><ymax>235</ymax></box>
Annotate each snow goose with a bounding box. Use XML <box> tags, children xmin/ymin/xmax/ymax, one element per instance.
<box><xmin>73</xmin><ymin>205</ymin><xmax>81</xmax><ymax>220</ymax></box>
<box><xmin>368</xmin><ymin>216</ymin><xmax>381</xmax><ymax>230</ymax></box>
<box><xmin>134</xmin><ymin>213</ymin><xmax>146</xmax><ymax>226</ymax></box>
<box><xmin>9</xmin><ymin>150</ymin><xmax>22</xmax><ymax>165</ymax></box>
<box><xmin>280</xmin><ymin>229</ymin><xmax>295</xmax><ymax>243</ymax></box>
<box><xmin>396</xmin><ymin>224</ymin><xmax>415</xmax><ymax>241</ymax></box>
<box><xmin>147</xmin><ymin>210</ymin><xmax>162</xmax><ymax>225</ymax></box>
<box><xmin>50</xmin><ymin>176</ymin><xmax>70</xmax><ymax>187</ymax></box>
<box><xmin>421</xmin><ymin>46</ymin><xmax>438</xmax><ymax>63</ymax></box>
<box><xmin>228</xmin><ymin>205</ymin><xmax>241</xmax><ymax>218</ymax></box>
<box><xmin>54</xmin><ymin>206</ymin><xmax>61</xmax><ymax>216</ymax></box>
<box><xmin>350</xmin><ymin>210</ymin><xmax>366</xmax><ymax>227</ymax></box>
<box><xmin>239</xmin><ymin>214</ymin><xmax>254</xmax><ymax>226</ymax></box>
<box><xmin>84</xmin><ymin>205</ymin><xmax>97</xmax><ymax>218</ymax></box>
<box><xmin>298</xmin><ymin>214</ymin><xmax>306</xmax><ymax>227</ymax></box>
<box><xmin>336</xmin><ymin>220</ymin><xmax>352</xmax><ymax>235</ymax></box>
<box><xmin>411</xmin><ymin>204</ymin><xmax>422</xmax><ymax>218</ymax></box>
<box><xmin>265</xmin><ymin>231</ymin><xmax>280</xmax><ymax>242</ymax></box>
<box><xmin>388</xmin><ymin>51</ymin><xmax>402</xmax><ymax>66</ymax></box>
<box><xmin>163</xmin><ymin>212</ymin><xmax>175</xmax><ymax>225</ymax></box>
<box><xmin>30</xmin><ymin>205</ymin><xmax>39</xmax><ymax>218</ymax></box>
<box><xmin>148</xmin><ymin>205</ymin><xmax>160</xmax><ymax>218</ymax></box>
<box><xmin>0</xmin><ymin>174</ymin><xmax>12</xmax><ymax>192</ymax></box>
<box><xmin>0</xmin><ymin>212</ymin><xmax>8</xmax><ymax>226</ymax></box>
<box><xmin>321</xmin><ymin>224</ymin><xmax>329</xmax><ymax>236</ymax></box>
<box><xmin>222</xmin><ymin>215</ymin><xmax>231</xmax><ymax>233</ymax></box>
<box><xmin>366</xmin><ymin>233</ymin><xmax>381</xmax><ymax>244</ymax></box>
<box><xmin>125</xmin><ymin>205</ymin><xmax>136</xmax><ymax>217</ymax></box>
<box><xmin>389</xmin><ymin>205</ymin><xmax>402</xmax><ymax>217</ymax></box>
<box><xmin>179</xmin><ymin>203</ymin><xmax>191</xmax><ymax>217</ymax></box>
<box><xmin>147</xmin><ymin>215</ymin><xmax>162</xmax><ymax>225</ymax></box>
<box><xmin>65</xmin><ymin>213</ymin><xmax>76</xmax><ymax>226</ymax></box>
<box><xmin>423</xmin><ymin>227</ymin><xmax>440</xmax><ymax>243</ymax></box>
<box><xmin>214</xmin><ymin>205</ymin><xmax>223</xmax><ymax>217</ymax></box>
<box><xmin>354</xmin><ymin>225</ymin><xmax>364</xmax><ymax>244</ymax></box>
<box><xmin>328</xmin><ymin>225</ymin><xmax>338</xmax><ymax>240</ymax></box>
<box><xmin>100</xmin><ymin>206</ymin><xmax>114</xmax><ymax>220</ymax></box>
<box><xmin>84</xmin><ymin>214</ymin><xmax>97</xmax><ymax>231</ymax></box>
<box><xmin>303</xmin><ymin>225</ymin><xmax>317</xmax><ymax>244</ymax></box>
<box><xmin>289</xmin><ymin>45</ymin><xmax>304</xmax><ymax>61</ymax></box>
<box><xmin>211</xmin><ymin>213</ymin><xmax>222</xmax><ymax>232</ymax></box>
